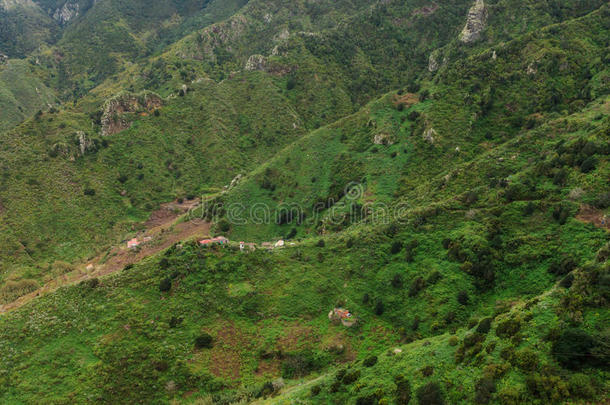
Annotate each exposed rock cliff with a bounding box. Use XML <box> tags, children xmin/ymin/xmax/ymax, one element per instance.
<box><xmin>101</xmin><ymin>91</ymin><xmax>162</xmax><ymax>136</ymax></box>
<box><xmin>459</xmin><ymin>0</ymin><xmax>487</xmax><ymax>43</ymax></box>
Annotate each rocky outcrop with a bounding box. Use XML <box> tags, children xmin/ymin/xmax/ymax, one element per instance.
<box><xmin>101</xmin><ymin>91</ymin><xmax>162</xmax><ymax>136</ymax></box>
<box><xmin>0</xmin><ymin>52</ymin><xmax>7</xmax><ymax>65</ymax></box>
<box><xmin>459</xmin><ymin>0</ymin><xmax>487</xmax><ymax>43</ymax></box>
<box><xmin>373</xmin><ymin>132</ymin><xmax>395</xmax><ymax>145</ymax></box>
<box><xmin>52</xmin><ymin>1</ymin><xmax>79</xmax><ymax>25</ymax></box>
<box><xmin>77</xmin><ymin>131</ymin><xmax>95</xmax><ymax>156</ymax></box>
<box><xmin>428</xmin><ymin>51</ymin><xmax>440</xmax><ymax>72</ymax></box>
<box><xmin>245</xmin><ymin>54</ymin><xmax>267</xmax><ymax>71</ymax></box>
<box><xmin>423</xmin><ymin>127</ymin><xmax>437</xmax><ymax>144</ymax></box>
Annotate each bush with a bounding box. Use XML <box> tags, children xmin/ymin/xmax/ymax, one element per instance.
<box><xmin>568</xmin><ymin>373</ymin><xmax>596</xmax><ymax>398</ymax></box>
<box><xmin>427</xmin><ymin>270</ymin><xmax>442</xmax><ymax>284</ymax></box>
<box><xmin>83</xmin><ymin>188</ymin><xmax>96</xmax><ymax>196</ymax></box>
<box><xmin>375</xmin><ymin>300</ymin><xmax>384</xmax><ymax>315</ymax></box>
<box><xmin>363</xmin><ymin>355</ymin><xmax>377</xmax><ymax>367</ymax></box>
<box><xmin>416</xmin><ymin>382</ymin><xmax>445</xmax><ymax>405</ymax></box>
<box><xmin>421</xmin><ymin>365</ymin><xmax>434</xmax><ymax>377</ymax></box>
<box><xmin>217</xmin><ymin>218</ymin><xmax>231</xmax><ymax>233</ymax></box>
<box><xmin>391</xmin><ymin>274</ymin><xmax>403</xmax><ymax>288</ymax></box>
<box><xmin>342</xmin><ymin>369</ymin><xmax>360</xmax><ymax>384</ymax></box>
<box><xmin>474</xmin><ymin>377</ymin><xmax>496</xmax><ymax>404</ymax></box>
<box><xmin>526</xmin><ymin>373</ymin><xmax>569</xmax><ymax>402</ymax></box>
<box><xmin>457</xmin><ymin>290</ymin><xmax>469</xmax><ymax>305</ymax></box>
<box><xmin>559</xmin><ymin>273</ymin><xmax>574</xmax><ymax>288</ymax></box>
<box><xmin>317</xmin><ymin>239</ymin><xmax>325</xmax><ymax>248</ymax></box>
<box><xmin>394</xmin><ymin>375</ymin><xmax>412</xmax><ymax>405</ymax></box>
<box><xmin>310</xmin><ymin>385</ymin><xmax>321</xmax><ymax>396</ymax></box>
<box><xmin>496</xmin><ymin>318</ymin><xmax>521</xmax><ymax>338</ymax></box>
<box><xmin>548</xmin><ymin>257</ymin><xmax>577</xmax><ymax>276</ymax></box>
<box><xmin>476</xmin><ymin>318</ymin><xmax>493</xmax><ymax>334</ymax></box>
<box><xmin>515</xmin><ymin>348</ymin><xmax>539</xmax><ymax>371</ymax></box>
<box><xmin>159</xmin><ymin>277</ymin><xmax>172</xmax><ymax>292</ymax></box>
<box><xmin>448</xmin><ymin>336</ymin><xmax>459</xmax><ymax>346</ymax></box>
<box><xmin>194</xmin><ymin>333</ymin><xmax>213</xmax><ymax>349</ymax></box>
<box><xmin>552</xmin><ymin>329</ymin><xmax>598</xmax><ymax>369</ymax></box>
<box><xmin>409</xmin><ymin>277</ymin><xmax>426</xmax><ymax>297</ymax></box>
<box><xmin>580</xmin><ymin>156</ymin><xmax>597</xmax><ymax>173</ymax></box>
<box><xmin>282</xmin><ymin>351</ymin><xmax>324</xmax><ymax>378</ymax></box>
<box><xmin>390</xmin><ymin>241</ymin><xmax>403</xmax><ymax>254</ymax></box>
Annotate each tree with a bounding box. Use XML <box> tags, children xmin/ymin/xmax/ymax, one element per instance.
<box><xmin>194</xmin><ymin>333</ymin><xmax>214</xmax><ymax>349</ymax></box>
<box><xmin>552</xmin><ymin>329</ymin><xmax>598</xmax><ymax>369</ymax></box>
<box><xmin>159</xmin><ymin>277</ymin><xmax>172</xmax><ymax>292</ymax></box>
<box><xmin>416</xmin><ymin>382</ymin><xmax>445</xmax><ymax>405</ymax></box>
<box><xmin>395</xmin><ymin>375</ymin><xmax>412</xmax><ymax>405</ymax></box>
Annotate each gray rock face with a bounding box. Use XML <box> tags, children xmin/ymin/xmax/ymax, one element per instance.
<box><xmin>459</xmin><ymin>0</ymin><xmax>488</xmax><ymax>43</ymax></box>
<box><xmin>52</xmin><ymin>1</ymin><xmax>80</xmax><ymax>25</ymax></box>
<box><xmin>77</xmin><ymin>131</ymin><xmax>95</xmax><ymax>156</ymax></box>
<box><xmin>245</xmin><ymin>54</ymin><xmax>267</xmax><ymax>71</ymax></box>
<box><xmin>0</xmin><ymin>52</ymin><xmax>7</xmax><ymax>64</ymax></box>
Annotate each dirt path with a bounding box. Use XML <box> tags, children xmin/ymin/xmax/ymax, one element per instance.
<box><xmin>0</xmin><ymin>199</ymin><xmax>210</xmax><ymax>314</ymax></box>
<box><xmin>576</xmin><ymin>204</ymin><xmax>609</xmax><ymax>231</ymax></box>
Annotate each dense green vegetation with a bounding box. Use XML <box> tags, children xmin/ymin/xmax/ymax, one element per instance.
<box><xmin>0</xmin><ymin>0</ymin><xmax>608</xmax><ymax>403</ymax></box>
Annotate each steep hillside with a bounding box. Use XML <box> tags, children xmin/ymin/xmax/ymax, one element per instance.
<box><xmin>0</xmin><ymin>1</ymin><xmax>608</xmax><ymax>404</ymax></box>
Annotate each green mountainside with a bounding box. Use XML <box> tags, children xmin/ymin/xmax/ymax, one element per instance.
<box><xmin>0</xmin><ymin>0</ymin><xmax>608</xmax><ymax>404</ymax></box>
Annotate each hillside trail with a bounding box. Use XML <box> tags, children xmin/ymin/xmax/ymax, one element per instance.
<box><xmin>0</xmin><ymin>198</ymin><xmax>211</xmax><ymax>314</ymax></box>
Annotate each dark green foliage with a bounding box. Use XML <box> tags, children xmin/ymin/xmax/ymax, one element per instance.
<box><xmin>579</xmin><ymin>156</ymin><xmax>597</xmax><ymax>173</ymax></box>
<box><xmin>282</xmin><ymin>351</ymin><xmax>325</xmax><ymax>378</ymax></box>
<box><xmin>363</xmin><ymin>355</ymin><xmax>377</xmax><ymax>367</ymax></box>
<box><xmin>390</xmin><ymin>240</ymin><xmax>403</xmax><ymax>254</ymax></box>
<box><xmin>342</xmin><ymin>369</ymin><xmax>360</xmax><ymax>384</ymax></box>
<box><xmin>559</xmin><ymin>273</ymin><xmax>575</xmax><ymax>288</ymax></box>
<box><xmin>311</xmin><ymin>385</ymin><xmax>321</xmax><ymax>396</ymax></box>
<box><xmin>496</xmin><ymin>318</ymin><xmax>521</xmax><ymax>338</ymax></box>
<box><xmin>83</xmin><ymin>188</ymin><xmax>96</xmax><ymax>196</ymax></box>
<box><xmin>476</xmin><ymin>318</ymin><xmax>493</xmax><ymax>334</ymax></box>
<box><xmin>408</xmin><ymin>277</ymin><xmax>426</xmax><ymax>297</ymax></box>
<box><xmin>552</xmin><ymin>329</ymin><xmax>599</xmax><ymax>369</ymax></box>
<box><xmin>194</xmin><ymin>333</ymin><xmax>213</xmax><ymax>349</ymax></box>
<box><xmin>474</xmin><ymin>377</ymin><xmax>496</xmax><ymax>404</ymax></box>
<box><xmin>159</xmin><ymin>277</ymin><xmax>171</xmax><ymax>292</ymax></box>
<box><xmin>548</xmin><ymin>257</ymin><xmax>577</xmax><ymax>276</ymax></box>
<box><xmin>217</xmin><ymin>218</ymin><xmax>231</xmax><ymax>233</ymax></box>
<box><xmin>427</xmin><ymin>271</ymin><xmax>442</xmax><ymax>285</ymax></box>
<box><xmin>317</xmin><ymin>239</ymin><xmax>326</xmax><ymax>248</ymax></box>
<box><xmin>374</xmin><ymin>300</ymin><xmax>384</xmax><ymax>316</ymax></box>
<box><xmin>416</xmin><ymin>382</ymin><xmax>445</xmax><ymax>405</ymax></box>
<box><xmin>394</xmin><ymin>375</ymin><xmax>411</xmax><ymax>405</ymax></box>
<box><xmin>457</xmin><ymin>290</ymin><xmax>469</xmax><ymax>305</ymax></box>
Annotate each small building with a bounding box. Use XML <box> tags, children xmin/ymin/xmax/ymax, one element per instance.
<box><xmin>274</xmin><ymin>240</ymin><xmax>285</xmax><ymax>248</ymax></box>
<box><xmin>127</xmin><ymin>238</ymin><xmax>140</xmax><ymax>249</ymax></box>
<box><xmin>328</xmin><ymin>307</ymin><xmax>356</xmax><ymax>327</ymax></box>
<box><xmin>199</xmin><ymin>236</ymin><xmax>229</xmax><ymax>246</ymax></box>
<box><xmin>239</xmin><ymin>241</ymin><xmax>245</xmax><ymax>251</ymax></box>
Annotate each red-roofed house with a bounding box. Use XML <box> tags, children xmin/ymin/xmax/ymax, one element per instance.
<box><xmin>127</xmin><ymin>238</ymin><xmax>140</xmax><ymax>249</ymax></box>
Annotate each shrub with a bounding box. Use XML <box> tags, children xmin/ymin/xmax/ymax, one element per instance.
<box><xmin>394</xmin><ymin>375</ymin><xmax>412</xmax><ymax>405</ymax></box>
<box><xmin>476</xmin><ymin>318</ymin><xmax>493</xmax><ymax>334</ymax></box>
<box><xmin>217</xmin><ymin>218</ymin><xmax>231</xmax><ymax>233</ymax></box>
<box><xmin>568</xmin><ymin>373</ymin><xmax>596</xmax><ymax>398</ymax></box>
<box><xmin>427</xmin><ymin>270</ymin><xmax>442</xmax><ymax>284</ymax></box>
<box><xmin>363</xmin><ymin>355</ymin><xmax>377</xmax><ymax>367</ymax></box>
<box><xmin>391</xmin><ymin>274</ymin><xmax>403</xmax><ymax>288</ymax></box>
<box><xmin>474</xmin><ymin>377</ymin><xmax>496</xmax><ymax>404</ymax></box>
<box><xmin>390</xmin><ymin>241</ymin><xmax>403</xmax><ymax>254</ymax></box>
<box><xmin>448</xmin><ymin>336</ymin><xmax>459</xmax><ymax>346</ymax></box>
<box><xmin>194</xmin><ymin>333</ymin><xmax>213</xmax><ymax>349</ymax></box>
<box><xmin>342</xmin><ymin>369</ymin><xmax>360</xmax><ymax>384</ymax></box>
<box><xmin>421</xmin><ymin>365</ymin><xmax>434</xmax><ymax>377</ymax></box>
<box><xmin>526</xmin><ymin>373</ymin><xmax>569</xmax><ymax>402</ymax></box>
<box><xmin>83</xmin><ymin>188</ymin><xmax>96</xmax><ymax>196</ymax></box>
<box><xmin>496</xmin><ymin>318</ymin><xmax>521</xmax><ymax>338</ymax></box>
<box><xmin>416</xmin><ymin>382</ymin><xmax>445</xmax><ymax>405</ymax></box>
<box><xmin>408</xmin><ymin>277</ymin><xmax>426</xmax><ymax>297</ymax></box>
<box><xmin>375</xmin><ymin>300</ymin><xmax>385</xmax><ymax>315</ymax></box>
<box><xmin>457</xmin><ymin>290</ymin><xmax>469</xmax><ymax>305</ymax></box>
<box><xmin>317</xmin><ymin>239</ymin><xmax>325</xmax><ymax>248</ymax></box>
<box><xmin>515</xmin><ymin>348</ymin><xmax>539</xmax><ymax>371</ymax></box>
<box><xmin>281</xmin><ymin>351</ymin><xmax>323</xmax><ymax>378</ymax></box>
<box><xmin>548</xmin><ymin>257</ymin><xmax>577</xmax><ymax>276</ymax></box>
<box><xmin>159</xmin><ymin>277</ymin><xmax>172</xmax><ymax>292</ymax></box>
<box><xmin>310</xmin><ymin>385</ymin><xmax>321</xmax><ymax>396</ymax></box>
<box><xmin>552</xmin><ymin>328</ymin><xmax>598</xmax><ymax>369</ymax></box>
<box><xmin>559</xmin><ymin>273</ymin><xmax>574</xmax><ymax>288</ymax></box>
<box><xmin>169</xmin><ymin>317</ymin><xmax>182</xmax><ymax>328</ymax></box>
<box><xmin>580</xmin><ymin>156</ymin><xmax>597</xmax><ymax>173</ymax></box>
